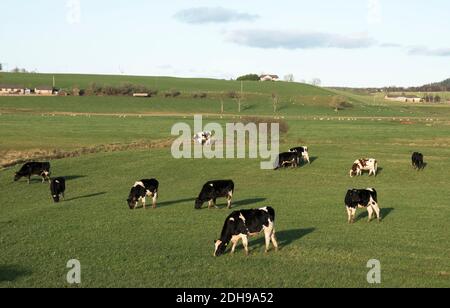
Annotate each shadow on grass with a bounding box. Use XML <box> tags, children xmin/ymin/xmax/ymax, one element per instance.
<box><xmin>232</xmin><ymin>198</ymin><xmax>267</xmax><ymax>208</ymax></box>
<box><xmin>245</xmin><ymin>228</ymin><xmax>316</xmax><ymax>252</ymax></box>
<box><xmin>355</xmin><ymin>208</ymin><xmax>394</xmax><ymax>222</ymax></box>
<box><xmin>65</xmin><ymin>192</ymin><xmax>107</xmax><ymax>202</ymax></box>
<box><xmin>62</xmin><ymin>175</ymin><xmax>86</xmax><ymax>181</ymax></box>
<box><xmin>158</xmin><ymin>198</ymin><xmax>196</xmax><ymax>208</ymax></box>
<box><xmin>0</xmin><ymin>265</ymin><xmax>32</xmax><ymax>282</ymax></box>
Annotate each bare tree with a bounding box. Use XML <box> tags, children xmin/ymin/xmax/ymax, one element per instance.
<box><xmin>310</xmin><ymin>78</ymin><xmax>322</xmax><ymax>87</ymax></box>
<box><xmin>272</xmin><ymin>93</ymin><xmax>280</xmax><ymax>113</ymax></box>
<box><xmin>284</xmin><ymin>74</ymin><xmax>295</xmax><ymax>82</ymax></box>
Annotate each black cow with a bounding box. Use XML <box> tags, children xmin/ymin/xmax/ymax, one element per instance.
<box><xmin>214</xmin><ymin>207</ymin><xmax>278</xmax><ymax>256</ymax></box>
<box><xmin>195</xmin><ymin>180</ymin><xmax>234</xmax><ymax>209</ymax></box>
<box><xmin>412</xmin><ymin>152</ymin><xmax>425</xmax><ymax>170</ymax></box>
<box><xmin>274</xmin><ymin>152</ymin><xmax>299</xmax><ymax>170</ymax></box>
<box><xmin>127</xmin><ymin>179</ymin><xmax>159</xmax><ymax>210</ymax></box>
<box><xmin>290</xmin><ymin>146</ymin><xmax>311</xmax><ymax>164</ymax></box>
<box><xmin>50</xmin><ymin>177</ymin><xmax>66</xmax><ymax>203</ymax></box>
<box><xmin>345</xmin><ymin>188</ymin><xmax>381</xmax><ymax>224</ymax></box>
<box><xmin>14</xmin><ymin>162</ymin><xmax>51</xmax><ymax>184</ymax></box>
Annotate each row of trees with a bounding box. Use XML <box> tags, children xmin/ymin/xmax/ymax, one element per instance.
<box><xmin>236</xmin><ymin>73</ymin><xmax>322</xmax><ymax>86</ymax></box>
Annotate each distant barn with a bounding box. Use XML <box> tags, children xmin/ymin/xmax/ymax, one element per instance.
<box><xmin>260</xmin><ymin>74</ymin><xmax>279</xmax><ymax>82</ymax></box>
<box><xmin>0</xmin><ymin>84</ymin><xmax>25</xmax><ymax>95</ymax></box>
<box><xmin>35</xmin><ymin>86</ymin><xmax>54</xmax><ymax>96</ymax></box>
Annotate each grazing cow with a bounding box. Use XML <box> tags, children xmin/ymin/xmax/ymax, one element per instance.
<box><xmin>50</xmin><ymin>177</ymin><xmax>66</xmax><ymax>203</ymax></box>
<box><xmin>345</xmin><ymin>188</ymin><xmax>381</xmax><ymax>224</ymax></box>
<box><xmin>349</xmin><ymin>158</ymin><xmax>378</xmax><ymax>177</ymax></box>
<box><xmin>412</xmin><ymin>152</ymin><xmax>425</xmax><ymax>170</ymax></box>
<box><xmin>274</xmin><ymin>152</ymin><xmax>299</xmax><ymax>170</ymax></box>
<box><xmin>14</xmin><ymin>162</ymin><xmax>51</xmax><ymax>184</ymax></box>
<box><xmin>214</xmin><ymin>207</ymin><xmax>278</xmax><ymax>256</ymax></box>
<box><xmin>290</xmin><ymin>146</ymin><xmax>311</xmax><ymax>164</ymax></box>
<box><xmin>193</xmin><ymin>131</ymin><xmax>213</xmax><ymax>146</ymax></box>
<box><xmin>195</xmin><ymin>180</ymin><xmax>234</xmax><ymax>209</ymax></box>
<box><xmin>127</xmin><ymin>179</ymin><xmax>159</xmax><ymax>210</ymax></box>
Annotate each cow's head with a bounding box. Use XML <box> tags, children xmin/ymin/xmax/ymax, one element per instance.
<box><xmin>13</xmin><ymin>172</ymin><xmax>20</xmax><ymax>182</ymax></box>
<box><xmin>213</xmin><ymin>240</ymin><xmax>228</xmax><ymax>257</ymax></box>
<box><xmin>52</xmin><ymin>194</ymin><xmax>61</xmax><ymax>203</ymax></box>
<box><xmin>350</xmin><ymin>164</ymin><xmax>359</xmax><ymax>177</ymax></box>
<box><xmin>195</xmin><ymin>198</ymin><xmax>203</xmax><ymax>209</ymax></box>
<box><xmin>127</xmin><ymin>197</ymin><xmax>138</xmax><ymax>210</ymax></box>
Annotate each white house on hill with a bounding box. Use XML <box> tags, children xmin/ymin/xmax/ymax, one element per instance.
<box><xmin>260</xmin><ymin>74</ymin><xmax>279</xmax><ymax>82</ymax></box>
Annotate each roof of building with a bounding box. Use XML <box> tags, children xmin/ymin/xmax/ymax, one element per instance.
<box><xmin>35</xmin><ymin>86</ymin><xmax>53</xmax><ymax>91</ymax></box>
<box><xmin>0</xmin><ymin>84</ymin><xmax>25</xmax><ymax>89</ymax></box>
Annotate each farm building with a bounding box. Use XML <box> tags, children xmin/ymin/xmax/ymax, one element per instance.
<box><xmin>0</xmin><ymin>84</ymin><xmax>25</xmax><ymax>95</ymax></box>
<box><xmin>35</xmin><ymin>86</ymin><xmax>54</xmax><ymax>96</ymax></box>
<box><xmin>260</xmin><ymin>74</ymin><xmax>279</xmax><ymax>82</ymax></box>
<box><xmin>385</xmin><ymin>95</ymin><xmax>423</xmax><ymax>103</ymax></box>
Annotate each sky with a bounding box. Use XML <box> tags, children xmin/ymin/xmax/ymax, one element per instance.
<box><xmin>0</xmin><ymin>0</ymin><xmax>449</xmax><ymax>87</ymax></box>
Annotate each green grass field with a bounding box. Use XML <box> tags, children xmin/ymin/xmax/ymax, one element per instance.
<box><xmin>0</xmin><ymin>74</ymin><xmax>449</xmax><ymax>288</ymax></box>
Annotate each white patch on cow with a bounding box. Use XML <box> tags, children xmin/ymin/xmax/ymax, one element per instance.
<box><xmin>134</xmin><ymin>181</ymin><xmax>145</xmax><ymax>188</ymax></box>
<box><xmin>214</xmin><ymin>240</ymin><xmax>222</xmax><ymax>256</ymax></box>
<box><xmin>259</xmin><ymin>207</ymin><xmax>269</xmax><ymax>213</ymax></box>
<box><xmin>209</xmin><ymin>183</ymin><xmax>214</xmax><ymax>187</ymax></box>
<box><xmin>229</xmin><ymin>217</ymin><xmax>235</xmax><ymax>222</ymax></box>
<box><xmin>367</xmin><ymin>188</ymin><xmax>374</xmax><ymax>192</ymax></box>
<box><xmin>239</xmin><ymin>213</ymin><xmax>246</xmax><ymax>223</ymax></box>
<box><xmin>55</xmin><ymin>180</ymin><xmax>60</xmax><ymax>184</ymax></box>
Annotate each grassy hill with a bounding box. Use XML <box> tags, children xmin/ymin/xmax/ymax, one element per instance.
<box><xmin>1</xmin><ymin>72</ymin><xmax>450</xmax><ymax>287</ymax></box>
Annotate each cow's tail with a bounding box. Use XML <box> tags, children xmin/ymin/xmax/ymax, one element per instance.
<box><xmin>368</xmin><ymin>188</ymin><xmax>378</xmax><ymax>203</ymax></box>
<box><xmin>267</xmin><ymin>207</ymin><xmax>276</xmax><ymax>222</ymax></box>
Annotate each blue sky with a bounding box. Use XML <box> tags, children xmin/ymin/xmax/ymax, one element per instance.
<box><xmin>0</xmin><ymin>0</ymin><xmax>449</xmax><ymax>87</ymax></box>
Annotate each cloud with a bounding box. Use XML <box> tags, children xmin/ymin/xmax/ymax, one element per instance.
<box><xmin>379</xmin><ymin>43</ymin><xmax>403</xmax><ymax>48</ymax></box>
<box><xmin>66</xmin><ymin>0</ymin><xmax>81</xmax><ymax>25</ymax></box>
<box><xmin>227</xmin><ymin>29</ymin><xmax>376</xmax><ymax>50</ymax></box>
<box><xmin>408</xmin><ymin>46</ymin><xmax>450</xmax><ymax>57</ymax></box>
<box><xmin>174</xmin><ymin>7</ymin><xmax>259</xmax><ymax>24</ymax></box>
<box><xmin>367</xmin><ymin>0</ymin><xmax>382</xmax><ymax>24</ymax></box>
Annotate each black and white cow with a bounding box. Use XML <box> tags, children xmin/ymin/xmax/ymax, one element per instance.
<box><xmin>345</xmin><ymin>188</ymin><xmax>381</xmax><ymax>224</ymax></box>
<box><xmin>50</xmin><ymin>177</ymin><xmax>66</xmax><ymax>203</ymax></box>
<box><xmin>274</xmin><ymin>152</ymin><xmax>299</xmax><ymax>170</ymax></box>
<box><xmin>193</xmin><ymin>131</ymin><xmax>213</xmax><ymax>146</ymax></box>
<box><xmin>349</xmin><ymin>158</ymin><xmax>378</xmax><ymax>177</ymax></box>
<box><xmin>195</xmin><ymin>180</ymin><xmax>234</xmax><ymax>209</ymax></box>
<box><xmin>290</xmin><ymin>146</ymin><xmax>311</xmax><ymax>164</ymax></box>
<box><xmin>214</xmin><ymin>207</ymin><xmax>278</xmax><ymax>256</ymax></box>
<box><xmin>127</xmin><ymin>179</ymin><xmax>159</xmax><ymax>210</ymax></box>
<box><xmin>412</xmin><ymin>152</ymin><xmax>425</xmax><ymax>170</ymax></box>
<box><xmin>14</xmin><ymin>162</ymin><xmax>51</xmax><ymax>184</ymax></box>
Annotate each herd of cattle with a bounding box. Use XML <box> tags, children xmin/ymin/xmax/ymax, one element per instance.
<box><xmin>12</xmin><ymin>148</ymin><xmax>426</xmax><ymax>256</ymax></box>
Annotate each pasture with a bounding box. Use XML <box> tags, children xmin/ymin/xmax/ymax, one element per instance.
<box><xmin>0</xmin><ymin>74</ymin><xmax>449</xmax><ymax>288</ymax></box>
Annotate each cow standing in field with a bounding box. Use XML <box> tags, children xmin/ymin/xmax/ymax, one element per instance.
<box><xmin>274</xmin><ymin>152</ymin><xmax>299</xmax><ymax>170</ymax></box>
<box><xmin>345</xmin><ymin>188</ymin><xmax>381</xmax><ymax>224</ymax></box>
<box><xmin>14</xmin><ymin>162</ymin><xmax>51</xmax><ymax>184</ymax></box>
<box><xmin>127</xmin><ymin>179</ymin><xmax>159</xmax><ymax>210</ymax></box>
<box><xmin>290</xmin><ymin>146</ymin><xmax>311</xmax><ymax>165</ymax></box>
<box><xmin>50</xmin><ymin>177</ymin><xmax>66</xmax><ymax>203</ymax></box>
<box><xmin>412</xmin><ymin>152</ymin><xmax>425</xmax><ymax>170</ymax></box>
<box><xmin>195</xmin><ymin>180</ymin><xmax>234</xmax><ymax>209</ymax></box>
<box><xmin>214</xmin><ymin>207</ymin><xmax>278</xmax><ymax>256</ymax></box>
<box><xmin>349</xmin><ymin>158</ymin><xmax>378</xmax><ymax>177</ymax></box>
<box><xmin>193</xmin><ymin>131</ymin><xmax>213</xmax><ymax>146</ymax></box>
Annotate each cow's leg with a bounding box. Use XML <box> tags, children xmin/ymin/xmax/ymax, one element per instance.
<box><xmin>264</xmin><ymin>224</ymin><xmax>274</xmax><ymax>253</ymax></box>
<box><xmin>208</xmin><ymin>200</ymin><xmax>213</xmax><ymax>209</ymax></box>
<box><xmin>271</xmin><ymin>230</ymin><xmax>279</xmax><ymax>251</ymax></box>
<box><xmin>28</xmin><ymin>176</ymin><xmax>31</xmax><ymax>184</ymax></box>
<box><xmin>241</xmin><ymin>235</ymin><xmax>249</xmax><ymax>256</ymax></box>
<box><xmin>231</xmin><ymin>237</ymin><xmax>240</xmax><ymax>254</ymax></box>
<box><xmin>367</xmin><ymin>206</ymin><xmax>374</xmax><ymax>223</ymax></box>
<box><xmin>346</xmin><ymin>207</ymin><xmax>352</xmax><ymax>224</ymax></box>
<box><xmin>142</xmin><ymin>197</ymin><xmax>147</xmax><ymax>210</ymax></box>
<box><xmin>227</xmin><ymin>192</ymin><xmax>233</xmax><ymax>209</ymax></box>
<box><xmin>350</xmin><ymin>208</ymin><xmax>357</xmax><ymax>224</ymax></box>
<box><xmin>213</xmin><ymin>198</ymin><xmax>219</xmax><ymax>209</ymax></box>
<box><xmin>372</xmin><ymin>202</ymin><xmax>381</xmax><ymax>222</ymax></box>
<box><xmin>152</xmin><ymin>193</ymin><xmax>158</xmax><ymax>209</ymax></box>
